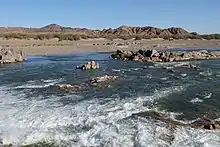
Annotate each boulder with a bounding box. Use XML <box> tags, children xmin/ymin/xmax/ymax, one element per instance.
<box><xmin>150</xmin><ymin>49</ymin><xmax>159</xmax><ymax>57</ymax></box>
<box><xmin>131</xmin><ymin>55</ymin><xmax>140</xmax><ymax>61</ymax></box>
<box><xmin>199</xmin><ymin>50</ymin><xmax>209</xmax><ymax>54</ymax></box>
<box><xmin>140</xmin><ymin>49</ymin><xmax>159</xmax><ymax>57</ymax></box>
<box><xmin>182</xmin><ymin>64</ymin><xmax>199</xmax><ymax>70</ymax></box>
<box><xmin>56</xmin><ymin>84</ymin><xmax>81</xmax><ymax>92</ymax></box>
<box><xmin>90</xmin><ymin>75</ymin><xmax>119</xmax><ymax>83</ymax></box>
<box><xmin>133</xmin><ymin>111</ymin><xmax>220</xmax><ymax>130</ymax></box>
<box><xmin>111</xmin><ymin>49</ymin><xmax>220</xmax><ymax>63</ymax></box>
<box><xmin>76</xmin><ymin>61</ymin><xmax>100</xmax><ymax>70</ymax></box>
<box><xmin>191</xmin><ymin>118</ymin><xmax>220</xmax><ymax>130</ymax></box>
<box><xmin>0</xmin><ymin>48</ymin><xmax>25</xmax><ymax>64</ymax></box>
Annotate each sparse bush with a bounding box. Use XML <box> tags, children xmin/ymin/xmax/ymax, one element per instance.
<box><xmin>143</xmin><ymin>35</ymin><xmax>151</xmax><ymax>39</ymax></box>
<box><xmin>135</xmin><ymin>35</ymin><xmax>143</xmax><ymax>40</ymax></box>
<box><xmin>80</xmin><ymin>34</ymin><xmax>89</xmax><ymax>39</ymax></box>
<box><xmin>4</xmin><ymin>33</ymin><xmax>30</xmax><ymax>40</ymax></box>
<box><xmin>117</xmin><ymin>35</ymin><xmax>133</xmax><ymax>40</ymax></box>
<box><xmin>104</xmin><ymin>34</ymin><xmax>117</xmax><ymax>41</ymax></box>
<box><xmin>161</xmin><ymin>35</ymin><xmax>170</xmax><ymax>40</ymax></box>
<box><xmin>73</xmin><ymin>34</ymin><xmax>81</xmax><ymax>41</ymax></box>
<box><xmin>201</xmin><ymin>34</ymin><xmax>220</xmax><ymax>40</ymax></box>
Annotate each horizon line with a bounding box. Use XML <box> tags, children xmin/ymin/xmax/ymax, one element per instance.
<box><xmin>0</xmin><ymin>24</ymin><xmax>219</xmax><ymax>35</ymax></box>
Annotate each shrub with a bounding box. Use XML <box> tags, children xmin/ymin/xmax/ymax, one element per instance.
<box><xmin>104</xmin><ymin>34</ymin><xmax>117</xmax><ymax>41</ymax></box>
<box><xmin>80</xmin><ymin>34</ymin><xmax>89</xmax><ymax>39</ymax></box>
<box><xmin>135</xmin><ymin>35</ymin><xmax>143</xmax><ymax>40</ymax></box>
<box><xmin>201</xmin><ymin>34</ymin><xmax>220</xmax><ymax>40</ymax></box>
<box><xmin>4</xmin><ymin>33</ymin><xmax>30</xmax><ymax>39</ymax></box>
<box><xmin>117</xmin><ymin>35</ymin><xmax>133</xmax><ymax>40</ymax></box>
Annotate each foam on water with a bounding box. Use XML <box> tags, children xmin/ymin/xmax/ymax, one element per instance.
<box><xmin>189</xmin><ymin>97</ymin><xmax>204</xmax><ymax>104</ymax></box>
<box><xmin>14</xmin><ymin>78</ymin><xmax>63</xmax><ymax>89</ymax></box>
<box><xmin>153</xmin><ymin>61</ymin><xmax>194</xmax><ymax>69</ymax></box>
<box><xmin>204</xmin><ymin>93</ymin><xmax>212</xmax><ymax>99</ymax></box>
<box><xmin>199</xmin><ymin>70</ymin><xmax>213</xmax><ymax>76</ymax></box>
<box><xmin>1</xmin><ymin>84</ymin><xmax>220</xmax><ymax>146</ymax></box>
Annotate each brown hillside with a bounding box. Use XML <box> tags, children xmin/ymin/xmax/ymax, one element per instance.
<box><xmin>0</xmin><ymin>24</ymin><xmax>208</xmax><ymax>40</ymax></box>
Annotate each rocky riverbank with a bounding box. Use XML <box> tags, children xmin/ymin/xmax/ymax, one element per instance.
<box><xmin>133</xmin><ymin>111</ymin><xmax>220</xmax><ymax>130</ymax></box>
<box><xmin>0</xmin><ymin>48</ymin><xmax>25</xmax><ymax>64</ymax></box>
<box><xmin>111</xmin><ymin>49</ymin><xmax>220</xmax><ymax>62</ymax></box>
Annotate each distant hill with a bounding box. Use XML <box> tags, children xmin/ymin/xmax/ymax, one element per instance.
<box><xmin>0</xmin><ymin>24</ymin><xmax>219</xmax><ymax>40</ymax></box>
<box><xmin>101</xmin><ymin>25</ymin><xmax>190</xmax><ymax>36</ymax></box>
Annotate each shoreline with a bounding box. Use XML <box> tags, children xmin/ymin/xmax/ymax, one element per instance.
<box><xmin>0</xmin><ymin>38</ymin><xmax>220</xmax><ymax>55</ymax></box>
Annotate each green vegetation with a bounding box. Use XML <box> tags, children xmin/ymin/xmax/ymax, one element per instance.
<box><xmin>201</xmin><ymin>34</ymin><xmax>220</xmax><ymax>40</ymax></box>
<box><xmin>1</xmin><ymin>33</ymin><xmax>220</xmax><ymax>41</ymax></box>
<box><xmin>2</xmin><ymin>33</ymin><xmax>85</xmax><ymax>41</ymax></box>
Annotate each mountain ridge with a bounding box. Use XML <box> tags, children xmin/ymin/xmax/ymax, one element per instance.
<box><xmin>0</xmin><ymin>24</ymin><xmax>219</xmax><ymax>40</ymax></box>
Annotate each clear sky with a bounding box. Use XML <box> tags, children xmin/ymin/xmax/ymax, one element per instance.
<box><xmin>0</xmin><ymin>0</ymin><xmax>219</xmax><ymax>34</ymax></box>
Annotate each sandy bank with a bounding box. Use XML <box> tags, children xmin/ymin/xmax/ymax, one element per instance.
<box><xmin>0</xmin><ymin>38</ymin><xmax>220</xmax><ymax>55</ymax></box>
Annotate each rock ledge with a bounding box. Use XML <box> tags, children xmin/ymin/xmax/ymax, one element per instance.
<box><xmin>111</xmin><ymin>49</ymin><xmax>220</xmax><ymax>62</ymax></box>
<box><xmin>0</xmin><ymin>48</ymin><xmax>25</xmax><ymax>64</ymax></box>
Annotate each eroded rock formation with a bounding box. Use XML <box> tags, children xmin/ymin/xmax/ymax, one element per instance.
<box><xmin>0</xmin><ymin>48</ymin><xmax>25</xmax><ymax>64</ymax></box>
<box><xmin>111</xmin><ymin>49</ymin><xmax>220</xmax><ymax>62</ymax></box>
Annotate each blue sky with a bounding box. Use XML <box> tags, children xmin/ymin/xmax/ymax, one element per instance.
<box><xmin>0</xmin><ymin>0</ymin><xmax>219</xmax><ymax>34</ymax></box>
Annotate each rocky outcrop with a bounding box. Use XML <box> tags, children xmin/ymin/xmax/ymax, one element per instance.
<box><xmin>0</xmin><ymin>48</ymin><xmax>25</xmax><ymax>64</ymax></box>
<box><xmin>181</xmin><ymin>64</ymin><xmax>199</xmax><ymax>70</ymax></box>
<box><xmin>133</xmin><ymin>111</ymin><xmax>220</xmax><ymax>130</ymax></box>
<box><xmin>53</xmin><ymin>75</ymin><xmax>119</xmax><ymax>92</ymax></box>
<box><xmin>76</xmin><ymin>61</ymin><xmax>100</xmax><ymax>70</ymax></box>
<box><xmin>55</xmin><ymin>84</ymin><xmax>81</xmax><ymax>92</ymax></box>
<box><xmin>90</xmin><ymin>75</ymin><xmax>119</xmax><ymax>84</ymax></box>
<box><xmin>101</xmin><ymin>26</ymin><xmax>188</xmax><ymax>36</ymax></box>
<box><xmin>111</xmin><ymin>49</ymin><xmax>220</xmax><ymax>62</ymax></box>
<box><xmin>90</xmin><ymin>75</ymin><xmax>119</xmax><ymax>89</ymax></box>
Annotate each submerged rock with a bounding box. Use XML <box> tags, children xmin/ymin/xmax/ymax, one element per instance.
<box><xmin>111</xmin><ymin>49</ymin><xmax>220</xmax><ymax>63</ymax></box>
<box><xmin>191</xmin><ymin>118</ymin><xmax>220</xmax><ymax>130</ymax></box>
<box><xmin>90</xmin><ymin>75</ymin><xmax>119</xmax><ymax>83</ymax></box>
<box><xmin>0</xmin><ymin>48</ymin><xmax>25</xmax><ymax>64</ymax></box>
<box><xmin>181</xmin><ymin>64</ymin><xmax>199</xmax><ymax>70</ymax></box>
<box><xmin>76</xmin><ymin>61</ymin><xmax>100</xmax><ymax>70</ymax></box>
<box><xmin>55</xmin><ymin>84</ymin><xmax>81</xmax><ymax>92</ymax></box>
<box><xmin>53</xmin><ymin>75</ymin><xmax>119</xmax><ymax>92</ymax></box>
<box><xmin>133</xmin><ymin>111</ymin><xmax>220</xmax><ymax>130</ymax></box>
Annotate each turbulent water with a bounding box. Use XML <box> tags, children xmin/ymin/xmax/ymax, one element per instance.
<box><xmin>1</xmin><ymin>51</ymin><xmax>220</xmax><ymax>147</ymax></box>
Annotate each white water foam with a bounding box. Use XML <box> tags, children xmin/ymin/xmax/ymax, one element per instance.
<box><xmin>204</xmin><ymin>93</ymin><xmax>212</xmax><ymax>99</ymax></box>
<box><xmin>153</xmin><ymin>61</ymin><xmax>194</xmax><ymax>69</ymax></box>
<box><xmin>1</xmin><ymin>85</ymin><xmax>220</xmax><ymax>146</ymax></box>
<box><xmin>199</xmin><ymin>70</ymin><xmax>213</xmax><ymax>76</ymax></box>
<box><xmin>190</xmin><ymin>97</ymin><xmax>204</xmax><ymax>104</ymax></box>
<box><xmin>14</xmin><ymin>78</ymin><xmax>63</xmax><ymax>89</ymax></box>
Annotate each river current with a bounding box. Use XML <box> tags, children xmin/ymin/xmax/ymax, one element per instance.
<box><xmin>1</xmin><ymin>51</ymin><xmax>220</xmax><ymax>146</ymax></box>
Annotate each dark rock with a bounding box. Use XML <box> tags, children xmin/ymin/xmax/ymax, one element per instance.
<box><xmin>182</xmin><ymin>64</ymin><xmax>199</xmax><ymax>70</ymax></box>
<box><xmin>144</xmin><ymin>49</ymin><xmax>159</xmax><ymax>57</ymax></box>
<box><xmin>191</xmin><ymin>118</ymin><xmax>220</xmax><ymax>130</ymax></box>
<box><xmin>138</xmin><ymin>49</ymin><xmax>145</xmax><ymax>55</ymax></box>
<box><xmin>168</xmin><ymin>69</ymin><xmax>175</xmax><ymax>73</ymax></box>
<box><xmin>111</xmin><ymin>49</ymin><xmax>220</xmax><ymax>63</ymax></box>
<box><xmin>131</xmin><ymin>55</ymin><xmax>140</xmax><ymax>61</ymax></box>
